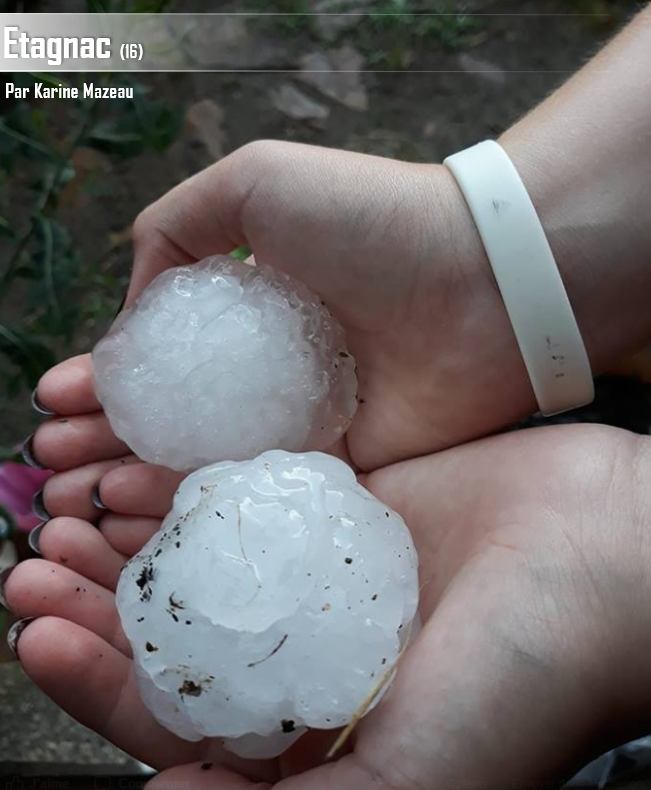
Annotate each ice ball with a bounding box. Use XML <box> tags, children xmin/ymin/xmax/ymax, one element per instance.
<box><xmin>116</xmin><ymin>450</ymin><xmax>420</xmax><ymax>759</ymax></box>
<box><xmin>92</xmin><ymin>256</ymin><xmax>358</xmax><ymax>471</ymax></box>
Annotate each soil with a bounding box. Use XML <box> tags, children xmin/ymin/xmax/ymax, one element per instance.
<box><xmin>4</xmin><ymin>0</ymin><xmax>640</xmax><ymax>447</ymax></box>
<box><xmin>1</xmin><ymin>3</ymin><xmax>651</xmax><ymax>782</ymax></box>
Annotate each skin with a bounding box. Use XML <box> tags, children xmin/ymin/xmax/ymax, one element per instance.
<box><xmin>7</xmin><ymin>425</ymin><xmax>651</xmax><ymax>789</ymax></box>
<box><xmin>6</xmin><ymin>4</ymin><xmax>651</xmax><ymax>788</ymax></box>
<box><xmin>28</xmin><ymin>6</ymin><xmax>651</xmax><ymax>496</ymax></box>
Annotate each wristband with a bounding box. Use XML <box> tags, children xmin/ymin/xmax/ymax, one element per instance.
<box><xmin>444</xmin><ymin>140</ymin><xmax>594</xmax><ymax>416</ymax></box>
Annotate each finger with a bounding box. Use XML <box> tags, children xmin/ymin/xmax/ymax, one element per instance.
<box><xmin>36</xmin><ymin>354</ymin><xmax>101</xmax><ymax>416</ymax></box>
<box><xmin>38</xmin><ymin>517</ymin><xmax>128</xmax><ymax>592</ymax></box>
<box><xmin>32</xmin><ymin>412</ymin><xmax>129</xmax><ymax>472</ymax></box>
<box><xmin>99</xmin><ymin>463</ymin><xmax>185</xmax><ymax>518</ymax></box>
<box><xmin>4</xmin><ymin>559</ymin><xmax>129</xmax><ymax>654</ymax></box>
<box><xmin>42</xmin><ymin>456</ymin><xmax>139</xmax><ymax>521</ymax></box>
<box><xmin>17</xmin><ymin>617</ymin><xmax>202</xmax><ymax>769</ymax></box>
<box><xmin>177</xmin><ymin>753</ymin><xmax>406</xmax><ymax>790</ymax></box>
<box><xmin>128</xmin><ymin>153</ymin><xmax>249</xmax><ymax>304</ymax></box>
<box><xmin>147</xmin><ymin>763</ymin><xmax>271</xmax><ymax>790</ymax></box>
<box><xmin>99</xmin><ymin>515</ymin><xmax>162</xmax><ymax>558</ymax></box>
<box><xmin>18</xmin><ymin>617</ymin><xmax>279</xmax><ymax>780</ymax></box>
<box><xmin>277</xmin><ymin>755</ymin><xmax>410</xmax><ymax>790</ymax></box>
<box><xmin>148</xmin><ymin>745</ymin><xmax>407</xmax><ymax>790</ymax></box>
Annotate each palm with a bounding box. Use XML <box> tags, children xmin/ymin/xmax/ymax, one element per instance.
<box><xmin>33</xmin><ymin>142</ymin><xmax>533</xmax><ymax>493</ymax></box>
<box><xmin>10</xmin><ymin>424</ymin><xmax>649</xmax><ymax>788</ymax></box>
<box><xmin>224</xmin><ymin>144</ymin><xmax>501</xmax><ymax>470</ymax></box>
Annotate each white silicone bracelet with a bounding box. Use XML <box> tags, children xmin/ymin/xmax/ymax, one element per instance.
<box><xmin>444</xmin><ymin>140</ymin><xmax>594</xmax><ymax>416</ymax></box>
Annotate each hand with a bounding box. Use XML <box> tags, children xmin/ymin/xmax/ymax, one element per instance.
<box><xmin>27</xmin><ymin>2</ymin><xmax>651</xmax><ymax>518</ymax></box>
<box><xmin>7</xmin><ymin>423</ymin><xmax>651</xmax><ymax>788</ymax></box>
<box><xmin>28</xmin><ymin>141</ymin><xmax>541</xmax><ymax>502</ymax></box>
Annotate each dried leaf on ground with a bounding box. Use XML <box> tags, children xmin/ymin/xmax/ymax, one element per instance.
<box><xmin>271</xmin><ymin>83</ymin><xmax>330</xmax><ymax>122</ymax></box>
<box><xmin>182</xmin><ymin>16</ymin><xmax>286</xmax><ymax>69</ymax></box>
<box><xmin>312</xmin><ymin>0</ymin><xmax>375</xmax><ymax>38</ymax></box>
<box><xmin>185</xmin><ymin>99</ymin><xmax>226</xmax><ymax>161</ymax></box>
<box><xmin>298</xmin><ymin>46</ymin><xmax>369</xmax><ymax>112</ymax></box>
<box><xmin>457</xmin><ymin>54</ymin><xmax>508</xmax><ymax>86</ymax></box>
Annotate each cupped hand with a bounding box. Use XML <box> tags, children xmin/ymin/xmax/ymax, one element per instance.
<box><xmin>28</xmin><ymin>141</ymin><xmax>538</xmax><ymax>489</ymax></box>
<box><xmin>8</xmin><ymin>424</ymin><xmax>651</xmax><ymax>789</ymax></box>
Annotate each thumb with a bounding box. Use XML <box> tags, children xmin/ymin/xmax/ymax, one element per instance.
<box><xmin>147</xmin><ymin>754</ymin><xmax>410</xmax><ymax>790</ymax></box>
<box><xmin>126</xmin><ymin>145</ymin><xmax>252</xmax><ymax>306</ymax></box>
<box><xmin>147</xmin><ymin>762</ymin><xmax>271</xmax><ymax>789</ymax></box>
<box><xmin>125</xmin><ymin>140</ymin><xmax>437</xmax><ymax>330</ymax></box>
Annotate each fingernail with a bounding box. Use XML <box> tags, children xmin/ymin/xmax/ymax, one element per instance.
<box><xmin>0</xmin><ymin>566</ymin><xmax>14</xmax><ymax>610</ymax></box>
<box><xmin>21</xmin><ymin>434</ymin><xmax>46</xmax><ymax>470</ymax></box>
<box><xmin>91</xmin><ymin>484</ymin><xmax>108</xmax><ymax>510</ymax></box>
<box><xmin>28</xmin><ymin>522</ymin><xmax>47</xmax><ymax>555</ymax></box>
<box><xmin>32</xmin><ymin>489</ymin><xmax>51</xmax><ymax>521</ymax></box>
<box><xmin>31</xmin><ymin>388</ymin><xmax>56</xmax><ymax>417</ymax></box>
<box><xmin>7</xmin><ymin>617</ymin><xmax>36</xmax><ymax>659</ymax></box>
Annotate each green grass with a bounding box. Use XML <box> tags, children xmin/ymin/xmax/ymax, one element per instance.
<box><xmin>0</xmin><ymin>72</ymin><xmax>178</xmax><ymax>413</ymax></box>
<box><xmin>244</xmin><ymin>0</ymin><xmax>316</xmax><ymax>36</ymax></box>
<box><xmin>244</xmin><ymin>0</ymin><xmax>482</xmax><ymax>69</ymax></box>
<box><xmin>340</xmin><ymin>1</ymin><xmax>482</xmax><ymax>69</ymax></box>
<box><xmin>556</xmin><ymin>0</ymin><xmax>642</xmax><ymax>30</ymax></box>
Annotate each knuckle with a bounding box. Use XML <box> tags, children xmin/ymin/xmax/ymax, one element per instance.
<box><xmin>231</xmin><ymin>138</ymin><xmax>291</xmax><ymax>174</ymax></box>
<box><xmin>31</xmin><ymin>421</ymin><xmax>66</xmax><ymax>469</ymax></box>
<box><xmin>99</xmin><ymin>466</ymin><xmax>127</xmax><ymax>506</ymax></box>
<box><xmin>132</xmin><ymin>205</ymin><xmax>157</xmax><ymax>248</ymax></box>
<box><xmin>225</xmin><ymin>139</ymin><xmax>298</xmax><ymax>221</ymax></box>
<box><xmin>5</xmin><ymin>558</ymin><xmax>47</xmax><ymax>609</ymax></box>
<box><xmin>38</xmin><ymin>517</ymin><xmax>74</xmax><ymax>552</ymax></box>
<box><xmin>40</xmin><ymin>476</ymin><xmax>56</xmax><ymax>512</ymax></box>
<box><xmin>30</xmin><ymin>426</ymin><xmax>49</xmax><ymax>464</ymax></box>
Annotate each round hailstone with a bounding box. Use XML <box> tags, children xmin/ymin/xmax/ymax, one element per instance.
<box><xmin>116</xmin><ymin>450</ymin><xmax>420</xmax><ymax>759</ymax></box>
<box><xmin>92</xmin><ymin>256</ymin><xmax>358</xmax><ymax>471</ymax></box>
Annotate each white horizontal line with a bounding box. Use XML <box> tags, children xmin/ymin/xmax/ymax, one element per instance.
<box><xmin>7</xmin><ymin>69</ymin><xmax>580</xmax><ymax>74</ymax></box>
<box><xmin>9</xmin><ymin>11</ymin><xmax>612</xmax><ymax>15</ymax></box>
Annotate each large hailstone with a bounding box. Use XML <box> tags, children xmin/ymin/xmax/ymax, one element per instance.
<box><xmin>92</xmin><ymin>256</ymin><xmax>358</xmax><ymax>471</ymax></box>
<box><xmin>116</xmin><ymin>451</ymin><xmax>420</xmax><ymax>759</ymax></box>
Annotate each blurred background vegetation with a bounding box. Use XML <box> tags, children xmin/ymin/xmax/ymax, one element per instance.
<box><xmin>2</xmin><ymin>0</ymin><xmax>651</xmax><ymax>780</ymax></box>
<box><xmin>0</xmin><ymin>0</ymin><xmax>643</xmax><ymax>457</ymax></box>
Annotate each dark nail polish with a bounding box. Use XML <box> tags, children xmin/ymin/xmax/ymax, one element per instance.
<box><xmin>21</xmin><ymin>434</ymin><xmax>46</xmax><ymax>470</ymax></box>
<box><xmin>28</xmin><ymin>522</ymin><xmax>47</xmax><ymax>555</ymax></box>
<box><xmin>31</xmin><ymin>388</ymin><xmax>56</xmax><ymax>417</ymax></box>
<box><xmin>7</xmin><ymin>617</ymin><xmax>36</xmax><ymax>659</ymax></box>
<box><xmin>91</xmin><ymin>484</ymin><xmax>108</xmax><ymax>510</ymax></box>
<box><xmin>0</xmin><ymin>566</ymin><xmax>14</xmax><ymax>610</ymax></box>
<box><xmin>32</xmin><ymin>489</ymin><xmax>51</xmax><ymax>521</ymax></box>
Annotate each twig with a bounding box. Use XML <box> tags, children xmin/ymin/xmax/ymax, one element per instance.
<box><xmin>39</xmin><ymin>215</ymin><xmax>60</xmax><ymax>318</ymax></box>
<box><xmin>325</xmin><ymin>577</ymin><xmax>431</xmax><ymax>760</ymax></box>
<box><xmin>247</xmin><ymin>634</ymin><xmax>289</xmax><ymax>668</ymax></box>
<box><xmin>0</xmin><ymin>120</ymin><xmax>52</xmax><ymax>158</ymax></box>
<box><xmin>326</xmin><ymin>617</ymin><xmax>415</xmax><ymax>760</ymax></box>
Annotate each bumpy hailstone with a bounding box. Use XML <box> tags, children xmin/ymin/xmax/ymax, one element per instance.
<box><xmin>116</xmin><ymin>450</ymin><xmax>420</xmax><ymax>759</ymax></box>
<box><xmin>92</xmin><ymin>256</ymin><xmax>358</xmax><ymax>471</ymax></box>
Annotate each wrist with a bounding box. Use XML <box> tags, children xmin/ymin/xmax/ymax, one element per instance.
<box><xmin>498</xmin><ymin>130</ymin><xmax>651</xmax><ymax>376</ymax></box>
<box><xmin>424</xmin><ymin>163</ymin><xmax>538</xmax><ymax>428</ymax></box>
